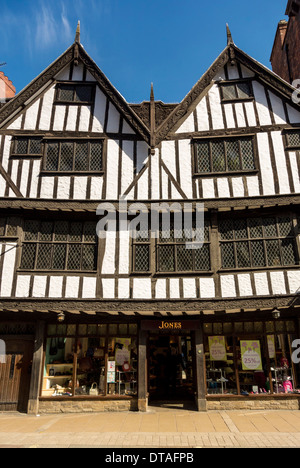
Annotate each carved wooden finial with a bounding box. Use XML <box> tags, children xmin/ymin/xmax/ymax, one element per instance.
<box><xmin>150</xmin><ymin>82</ymin><xmax>154</xmax><ymax>101</ymax></box>
<box><xmin>75</xmin><ymin>21</ymin><xmax>81</xmax><ymax>43</ymax></box>
<box><xmin>226</xmin><ymin>23</ymin><xmax>234</xmax><ymax>45</ymax></box>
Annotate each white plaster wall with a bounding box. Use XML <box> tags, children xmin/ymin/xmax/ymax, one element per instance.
<box><xmin>271</xmin><ymin>131</ymin><xmax>290</xmax><ymax>194</ymax></box>
<box><xmin>0</xmin><ymin>243</ymin><xmax>16</xmax><ymax>297</ymax></box>
<box><xmin>220</xmin><ymin>275</ymin><xmax>236</xmax><ymax>298</ymax></box>
<box><xmin>52</xmin><ymin>105</ymin><xmax>66</xmax><ymax>131</ymax></box>
<box><xmin>40</xmin><ymin>178</ymin><xmax>55</xmax><ymax>199</ymax></box>
<box><xmin>237</xmin><ymin>274</ymin><xmax>253</xmax><ymax>297</ymax></box>
<box><xmin>122</xmin><ymin>119</ymin><xmax>135</xmax><ymax>135</ymax></box>
<box><xmin>235</xmin><ymin>103</ymin><xmax>246</xmax><ymax>127</ymax></box>
<box><xmin>82</xmin><ymin>277</ymin><xmax>97</xmax><ymax>298</ymax></box>
<box><xmin>252</xmin><ymin>81</ymin><xmax>272</xmax><ymax>126</ymax></box>
<box><xmin>79</xmin><ymin>106</ymin><xmax>91</xmax><ymax>132</ymax></box>
<box><xmin>101</xmin><ymin>231</ymin><xmax>116</xmax><ymax>275</ymax></box>
<box><xmin>199</xmin><ymin>277</ymin><xmax>215</xmax><ymax>298</ymax></box>
<box><xmin>137</xmin><ymin>169</ymin><xmax>148</xmax><ymax>200</ymax></box>
<box><xmin>254</xmin><ymin>272</ymin><xmax>269</xmax><ymax>295</ymax></box>
<box><xmin>183</xmin><ymin>278</ymin><xmax>196</xmax><ymax>298</ymax></box>
<box><xmin>121</xmin><ymin>140</ymin><xmax>134</xmax><ymax>196</ymax></box>
<box><xmin>0</xmin><ymin>174</ymin><xmax>6</xmax><ymax>197</ymax></box>
<box><xmin>118</xmin><ymin>229</ymin><xmax>130</xmax><ymax>275</ymax></box>
<box><xmin>287</xmin><ymin>270</ymin><xmax>300</xmax><ymax>294</ymax></box>
<box><xmin>224</xmin><ymin>104</ymin><xmax>235</xmax><ymax>128</ymax></box>
<box><xmin>287</xmin><ymin>104</ymin><xmax>300</xmax><ymax>124</ymax></box>
<box><xmin>175</xmin><ymin>111</ymin><xmax>195</xmax><ymax>133</ymax></box>
<box><xmin>178</xmin><ymin>140</ymin><xmax>193</xmax><ymax>198</ymax></box>
<box><xmin>39</xmin><ymin>87</ymin><xmax>55</xmax><ymax>131</ymax></box>
<box><xmin>57</xmin><ymin>177</ymin><xmax>71</xmax><ymax>199</ymax></box>
<box><xmin>150</xmin><ymin>149</ymin><xmax>160</xmax><ymax>199</ymax></box>
<box><xmin>92</xmin><ymin>87</ymin><xmax>106</xmax><ymax>133</ymax></box>
<box><xmin>202</xmin><ymin>179</ymin><xmax>215</xmax><ymax>199</ymax></box>
<box><xmin>102</xmin><ymin>278</ymin><xmax>115</xmax><ymax>299</ymax></box>
<box><xmin>270</xmin><ymin>271</ymin><xmax>286</xmax><ymax>295</ymax></box>
<box><xmin>244</xmin><ymin>102</ymin><xmax>257</xmax><ymax>127</ymax></box>
<box><xmin>106</xmin><ymin>102</ymin><xmax>120</xmax><ymax>133</ymax></box>
<box><xmin>256</xmin><ymin>133</ymin><xmax>275</xmax><ymax>195</ymax></box>
<box><xmin>155</xmin><ymin>278</ymin><xmax>166</xmax><ymax>299</ymax></box>
<box><xmin>208</xmin><ymin>84</ymin><xmax>224</xmax><ymax>130</ymax></box>
<box><xmin>49</xmin><ymin>276</ymin><xmax>63</xmax><ymax>297</ymax></box>
<box><xmin>133</xmin><ymin>278</ymin><xmax>151</xmax><ymax>299</ymax></box>
<box><xmin>32</xmin><ymin>276</ymin><xmax>47</xmax><ymax>297</ymax></box>
<box><xmin>288</xmin><ymin>152</ymin><xmax>300</xmax><ymax>193</ymax></box>
<box><xmin>232</xmin><ymin>177</ymin><xmax>245</xmax><ymax>197</ymax></box>
<box><xmin>118</xmin><ymin>278</ymin><xmax>130</xmax><ymax>299</ymax></box>
<box><xmin>73</xmin><ymin>177</ymin><xmax>88</xmax><ymax>200</ymax></box>
<box><xmin>7</xmin><ymin>114</ymin><xmax>22</xmax><ymax>130</ymax></box>
<box><xmin>106</xmin><ymin>140</ymin><xmax>119</xmax><ymax>199</ymax></box>
<box><xmin>2</xmin><ymin>136</ymin><xmax>12</xmax><ymax>171</ymax></box>
<box><xmin>90</xmin><ymin>177</ymin><xmax>103</xmax><ymax>200</ymax></box>
<box><xmin>161</xmin><ymin>141</ymin><xmax>176</xmax><ymax>178</ymax></box>
<box><xmin>246</xmin><ymin>176</ymin><xmax>260</xmax><ymax>197</ymax></box>
<box><xmin>15</xmin><ymin>275</ymin><xmax>31</xmax><ymax>298</ymax></box>
<box><xmin>268</xmin><ymin>92</ymin><xmax>286</xmax><ymax>124</ymax></box>
<box><xmin>29</xmin><ymin>160</ymin><xmax>41</xmax><ymax>198</ymax></box>
<box><xmin>66</xmin><ymin>106</ymin><xmax>78</xmax><ymax>131</ymax></box>
<box><xmin>19</xmin><ymin>160</ymin><xmax>30</xmax><ymax>197</ymax></box>
<box><xmin>196</xmin><ymin>97</ymin><xmax>210</xmax><ymax>131</ymax></box>
<box><xmin>217</xmin><ymin>178</ymin><xmax>230</xmax><ymax>198</ymax></box>
<box><xmin>169</xmin><ymin>278</ymin><xmax>180</xmax><ymax>299</ymax></box>
<box><xmin>65</xmin><ymin>276</ymin><xmax>80</xmax><ymax>298</ymax></box>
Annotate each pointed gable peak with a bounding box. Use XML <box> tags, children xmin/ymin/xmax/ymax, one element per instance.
<box><xmin>226</xmin><ymin>23</ymin><xmax>234</xmax><ymax>45</ymax></box>
<box><xmin>75</xmin><ymin>21</ymin><xmax>81</xmax><ymax>44</ymax></box>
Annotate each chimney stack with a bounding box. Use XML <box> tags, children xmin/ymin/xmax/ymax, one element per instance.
<box><xmin>0</xmin><ymin>71</ymin><xmax>16</xmax><ymax>103</ymax></box>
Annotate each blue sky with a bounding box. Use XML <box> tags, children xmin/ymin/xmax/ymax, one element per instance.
<box><xmin>0</xmin><ymin>0</ymin><xmax>288</xmax><ymax>103</ymax></box>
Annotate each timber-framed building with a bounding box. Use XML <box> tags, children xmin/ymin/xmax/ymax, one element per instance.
<box><xmin>0</xmin><ymin>25</ymin><xmax>300</xmax><ymax>413</ymax></box>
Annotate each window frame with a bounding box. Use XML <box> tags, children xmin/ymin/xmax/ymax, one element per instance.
<box><xmin>219</xmin><ymin>79</ymin><xmax>254</xmax><ymax>103</ymax></box>
<box><xmin>19</xmin><ymin>219</ymin><xmax>99</xmax><ymax>272</ymax></box>
<box><xmin>42</xmin><ymin>138</ymin><xmax>105</xmax><ymax>175</ymax></box>
<box><xmin>283</xmin><ymin>129</ymin><xmax>300</xmax><ymax>150</ymax></box>
<box><xmin>54</xmin><ymin>82</ymin><xmax>96</xmax><ymax>105</ymax></box>
<box><xmin>10</xmin><ymin>136</ymin><xmax>43</xmax><ymax>158</ymax></box>
<box><xmin>219</xmin><ymin>214</ymin><xmax>299</xmax><ymax>271</ymax></box>
<box><xmin>193</xmin><ymin>134</ymin><xmax>258</xmax><ymax>177</ymax></box>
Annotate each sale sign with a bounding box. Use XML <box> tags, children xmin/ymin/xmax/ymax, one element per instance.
<box><xmin>241</xmin><ymin>340</ymin><xmax>262</xmax><ymax>371</ymax></box>
<box><xmin>209</xmin><ymin>336</ymin><xmax>227</xmax><ymax>361</ymax></box>
<box><xmin>267</xmin><ymin>335</ymin><xmax>276</xmax><ymax>359</ymax></box>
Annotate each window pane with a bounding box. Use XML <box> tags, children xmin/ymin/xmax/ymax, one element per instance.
<box><xmin>53</xmin><ymin>244</ymin><xmax>67</xmax><ymax>270</ymax></box>
<box><xmin>15</xmin><ymin>138</ymin><xmax>28</xmax><ymax>154</ymax></box>
<box><xmin>236</xmin><ymin>241</ymin><xmax>251</xmax><ymax>268</ymax></box>
<box><xmin>46</xmin><ymin>143</ymin><xmax>59</xmax><ymax>171</ymax></box>
<box><xmin>286</xmin><ymin>131</ymin><xmax>300</xmax><ymax>147</ymax></box>
<box><xmin>264</xmin><ymin>218</ymin><xmax>277</xmax><ymax>237</ymax></box>
<box><xmin>0</xmin><ymin>219</ymin><xmax>5</xmax><ymax>236</ymax></box>
<box><xmin>222</xmin><ymin>84</ymin><xmax>237</xmax><ymax>100</ymax></box>
<box><xmin>75</xmin><ymin>86</ymin><xmax>92</xmax><ymax>102</ymax></box>
<box><xmin>236</xmin><ymin>82</ymin><xmax>252</xmax><ymax>99</ymax></box>
<box><xmin>226</xmin><ymin>140</ymin><xmax>240</xmax><ymax>171</ymax></box>
<box><xmin>20</xmin><ymin>243</ymin><xmax>36</xmax><ymax>269</ymax></box>
<box><xmin>219</xmin><ymin>219</ymin><xmax>234</xmax><ymax>240</ymax></box>
<box><xmin>158</xmin><ymin>245</ymin><xmax>175</xmax><ymax>272</ymax></box>
<box><xmin>69</xmin><ymin>222</ymin><xmax>83</xmax><ymax>242</ymax></box>
<box><xmin>221</xmin><ymin>242</ymin><xmax>235</xmax><ymax>268</ymax></box>
<box><xmin>29</xmin><ymin>139</ymin><xmax>42</xmax><ymax>155</ymax></box>
<box><xmin>211</xmin><ymin>141</ymin><xmax>225</xmax><ymax>172</ymax></box>
<box><xmin>36</xmin><ymin>244</ymin><xmax>52</xmax><ymax>269</ymax></box>
<box><xmin>251</xmin><ymin>240</ymin><xmax>266</xmax><ymax>267</ymax></box>
<box><xmin>75</xmin><ymin>142</ymin><xmax>88</xmax><ymax>171</ymax></box>
<box><xmin>54</xmin><ymin>221</ymin><xmax>69</xmax><ymax>242</ymax></box>
<box><xmin>67</xmin><ymin>244</ymin><xmax>82</xmax><ymax>270</ymax></box>
<box><xmin>240</xmin><ymin>138</ymin><xmax>255</xmax><ymax>170</ymax></box>
<box><xmin>24</xmin><ymin>220</ymin><xmax>39</xmax><ymax>241</ymax></box>
<box><xmin>177</xmin><ymin>245</ymin><xmax>193</xmax><ymax>271</ymax></box>
<box><xmin>90</xmin><ymin>142</ymin><xmax>103</xmax><ymax>171</ymax></box>
<box><xmin>59</xmin><ymin>85</ymin><xmax>74</xmax><ymax>102</ymax></box>
<box><xmin>196</xmin><ymin>142</ymin><xmax>210</xmax><ymax>172</ymax></box>
<box><xmin>278</xmin><ymin>217</ymin><xmax>293</xmax><ymax>237</ymax></box>
<box><xmin>249</xmin><ymin>218</ymin><xmax>263</xmax><ymax>238</ymax></box>
<box><xmin>83</xmin><ymin>222</ymin><xmax>96</xmax><ymax>243</ymax></box>
<box><xmin>194</xmin><ymin>244</ymin><xmax>210</xmax><ymax>271</ymax></box>
<box><xmin>40</xmin><ymin>222</ymin><xmax>53</xmax><ymax>241</ymax></box>
<box><xmin>234</xmin><ymin>219</ymin><xmax>247</xmax><ymax>239</ymax></box>
<box><xmin>281</xmin><ymin>239</ymin><xmax>296</xmax><ymax>265</ymax></box>
<box><xmin>60</xmin><ymin>142</ymin><xmax>74</xmax><ymax>171</ymax></box>
<box><xmin>82</xmin><ymin>244</ymin><xmax>97</xmax><ymax>270</ymax></box>
<box><xmin>266</xmin><ymin>240</ymin><xmax>281</xmax><ymax>266</ymax></box>
<box><xmin>134</xmin><ymin>244</ymin><xmax>150</xmax><ymax>271</ymax></box>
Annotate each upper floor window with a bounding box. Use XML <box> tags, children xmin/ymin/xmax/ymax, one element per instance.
<box><xmin>0</xmin><ymin>217</ymin><xmax>18</xmax><ymax>237</ymax></box>
<box><xmin>55</xmin><ymin>83</ymin><xmax>95</xmax><ymax>104</ymax></box>
<box><xmin>194</xmin><ymin>136</ymin><xmax>256</xmax><ymax>174</ymax></box>
<box><xmin>220</xmin><ymin>216</ymin><xmax>297</xmax><ymax>270</ymax></box>
<box><xmin>44</xmin><ymin>140</ymin><xmax>103</xmax><ymax>173</ymax></box>
<box><xmin>284</xmin><ymin>130</ymin><xmax>300</xmax><ymax>149</ymax></box>
<box><xmin>20</xmin><ymin>220</ymin><xmax>98</xmax><ymax>271</ymax></box>
<box><xmin>11</xmin><ymin>137</ymin><xmax>43</xmax><ymax>157</ymax></box>
<box><xmin>219</xmin><ymin>80</ymin><xmax>253</xmax><ymax>102</ymax></box>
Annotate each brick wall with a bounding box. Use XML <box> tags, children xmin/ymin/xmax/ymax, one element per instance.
<box><xmin>0</xmin><ymin>71</ymin><xmax>16</xmax><ymax>100</ymax></box>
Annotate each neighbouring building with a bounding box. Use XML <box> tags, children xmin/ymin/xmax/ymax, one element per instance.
<box><xmin>0</xmin><ymin>24</ymin><xmax>300</xmax><ymax>414</ymax></box>
<box><xmin>0</xmin><ymin>71</ymin><xmax>16</xmax><ymax>104</ymax></box>
<box><xmin>270</xmin><ymin>0</ymin><xmax>300</xmax><ymax>83</ymax></box>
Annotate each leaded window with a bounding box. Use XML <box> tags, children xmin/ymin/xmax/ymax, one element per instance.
<box><xmin>44</xmin><ymin>140</ymin><xmax>103</xmax><ymax>172</ymax></box>
<box><xmin>11</xmin><ymin>137</ymin><xmax>43</xmax><ymax>156</ymax></box>
<box><xmin>0</xmin><ymin>217</ymin><xmax>18</xmax><ymax>237</ymax></box>
<box><xmin>219</xmin><ymin>216</ymin><xmax>297</xmax><ymax>269</ymax></box>
<box><xmin>55</xmin><ymin>84</ymin><xmax>95</xmax><ymax>104</ymax></box>
<box><xmin>219</xmin><ymin>81</ymin><xmax>253</xmax><ymax>101</ymax></box>
<box><xmin>194</xmin><ymin>136</ymin><xmax>256</xmax><ymax>174</ymax></box>
<box><xmin>285</xmin><ymin>130</ymin><xmax>300</xmax><ymax>148</ymax></box>
<box><xmin>157</xmin><ymin>220</ymin><xmax>211</xmax><ymax>273</ymax></box>
<box><xmin>132</xmin><ymin>222</ymin><xmax>150</xmax><ymax>272</ymax></box>
<box><xmin>20</xmin><ymin>220</ymin><xmax>98</xmax><ymax>271</ymax></box>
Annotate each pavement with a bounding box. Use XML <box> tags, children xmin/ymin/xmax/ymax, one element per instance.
<box><xmin>1</xmin><ymin>403</ymin><xmax>300</xmax><ymax>448</ymax></box>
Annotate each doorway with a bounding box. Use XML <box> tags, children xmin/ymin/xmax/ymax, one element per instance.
<box><xmin>0</xmin><ymin>339</ymin><xmax>33</xmax><ymax>412</ymax></box>
<box><xmin>147</xmin><ymin>333</ymin><xmax>195</xmax><ymax>403</ymax></box>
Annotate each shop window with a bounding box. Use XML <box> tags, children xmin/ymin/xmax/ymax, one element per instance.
<box><xmin>20</xmin><ymin>220</ymin><xmax>98</xmax><ymax>271</ymax></box>
<box><xmin>42</xmin><ymin>323</ymin><xmax>138</xmax><ymax>398</ymax></box>
<box><xmin>220</xmin><ymin>215</ymin><xmax>297</xmax><ymax>269</ymax></box>
<box><xmin>204</xmin><ymin>320</ymin><xmax>299</xmax><ymax>396</ymax></box>
<box><xmin>43</xmin><ymin>140</ymin><xmax>103</xmax><ymax>173</ymax></box>
<box><xmin>194</xmin><ymin>136</ymin><xmax>255</xmax><ymax>174</ymax></box>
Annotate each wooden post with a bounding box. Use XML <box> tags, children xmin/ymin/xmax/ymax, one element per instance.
<box><xmin>27</xmin><ymin>321</ymin><xmax>45</xmax><ymax>414</ymax></box>
<box><xmin>194</xmin><ymin>326</ymin><xmax>207</xmax><ymax>411</ymax></box>
<box><xmin>138</xmin><ymin>329</ymin><xmax>148</xmax><ymax>412</ymax></box>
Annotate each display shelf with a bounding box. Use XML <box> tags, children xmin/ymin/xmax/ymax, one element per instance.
<box><xmin>116</xmin><ymin>370</ymin><xmax>137</xmax><ymax>395</ymax></box>
<box><xmin>206</xmin><ymin>368</ymin><xmax>228</xmax><ymax>394</ymax></box>
<box><xmin>271</xmin><ymin>367</ymin><xmax>294</xmax><ymax>393</ymax></box>
<box><xmin>42</xmin><ymin>363</ymin><xmax>74</xmax><ymax>396</ymax></box>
